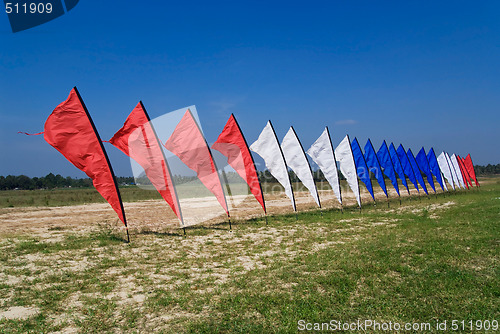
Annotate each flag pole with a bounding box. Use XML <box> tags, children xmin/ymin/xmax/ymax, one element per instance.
<box><xmin>73</xmin><ymin>86</ymin><xmax>129</xmax><ymax>243</ymax></box>
<box><xmin>325</xmin><ymin>126</ymin><xmax>343</xmax><ymax>214</ymax></box>
<box><xmin>186</xmin><ymin>109</ymin><xmax>231</xmax><ymax>230</ymax></box>
<box><xmin>140</xmin><ymin>101</ymin><xmax>186</xmax><ymax>235</ymax></box>
<box><xmin>231</xmin><ymin>113</ymin><xmax>268</xmax><ymax>224</ymax></box>
<box><xmin>290</xmin><ymin>126</ymin><xmax>322</xmax><ymax>212</ymax></box>
<box><xmin>268</xmin><ymin>120</ymin><xmax>298</xmax><ymax>216</ymax></box>
<box><xmin>347</xmin><ymin>135</ymin><xmax>362</xmax><ymax>212</ymax></box>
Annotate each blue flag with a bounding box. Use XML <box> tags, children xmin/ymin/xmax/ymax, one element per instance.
<box><xmin>397</xmin><ymin>144</ymin><xmax>420</xmax><ymax>192</ymax></box>
<box><xmin>351</xmin><ymin>137</ymin><xmax>375</xmax><ymax>201</ymax></box>
<box><xmin>364</xmin><ymin>139</ymin><xmax>388</xmax><ymax>197</ymax></box>
<box><xmin>377</xmin><ymin>141</ymin><xmax>400</xmax><ymax>196</ymax></box>
<box><xmin>407</xmin><ymin>148</ymin><xmax>428</xmax><ymax>195</ymax></box>
<box><xmin>389</xmin><ymin>143</ymin><xmax>409</xmax><ymax>194</ymax></box>
<box><xmin>427</xmin><ymin>148</ymin><xmax>445</xmax><ymax>191</ymax></box>
<box><xmin>416</xmin><ymin>148</ymin><xmax>436</xmax><ymax>193</ymax></box>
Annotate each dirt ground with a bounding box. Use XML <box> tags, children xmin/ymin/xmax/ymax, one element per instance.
<box><xmin>0</xmin><ymin>183</ymin><xmax>432</xmax><ymax>237</ymax></box>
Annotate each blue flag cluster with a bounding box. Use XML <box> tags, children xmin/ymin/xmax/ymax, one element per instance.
<box><xmin>345</xmin><ymin>138</ymin><xmax>461</xmax><ymax>203</ymax></box>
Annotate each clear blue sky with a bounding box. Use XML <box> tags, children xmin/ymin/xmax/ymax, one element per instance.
<box><xmin>1</xmin><ymin>1</ymin><xmax>499</xmax><ymax>177</ymax></box>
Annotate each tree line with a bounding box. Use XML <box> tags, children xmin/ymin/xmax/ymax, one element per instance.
<box><xmin>0</xmin><ymin>164</ymin><xmax>498</xmax><ymax>191</ymax></box>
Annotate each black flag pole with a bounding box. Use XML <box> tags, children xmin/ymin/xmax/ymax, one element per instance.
<box><xmin>73</xmin><ymin>86</ymin><xmax>129</xmax><ymax>243</ymax></box>
<box><xmin>230</xmin><ymin>114</ymin><xmax>268</xmax><ymax>225</ymax></box>
<box><xmin>268</xmin><ymin>120</ymin><xmax>298</xmax><ymax>217</ymax></box>
<box><xmin>290</xmin><ymin>126</ymin><xmax>322</xmax><ymax>217</ymax></box>
<box><xmin>139</xmin><ymin>101</ymin><xmax>186</xmax><ymax>236</ymax></box>
<box><xmin>186</xmin><ymin>108</ymin><xmax>232</xmax><ymax>231</ymax></box>
<box><xmin>325</xmin><ymin>126</ymin><xmax>344</xmax><ymax>214</ymax></box>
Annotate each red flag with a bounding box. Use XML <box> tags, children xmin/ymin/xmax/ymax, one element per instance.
<box><xmin>109</xmin><ymin>102</ymin><xmax>183</xmax><ymax>224</ymax></box>
<box><xmin>460</xmin><ymin>156</ymin><xmax>473</xmax><ymax>187</ymax></box>
<box><xmin>456</xmin><ymin>155</ymin><xmax>470</xmax><ymax>189</ymax></box>
<box><xmin>212</xmin><ymin>114</ymin><xmax>266</xmax><ymax>213</ymax></box>
<box><xmin>44</xmin><ymin>87</ymin><xmax>127</xmax><ymax>225</ymax></box>
<box><xmin>164</xmin><ymin>109</ymin><xmax>229</xmax><ymax>215</ymax></box>
<box><xmin>464</xmin><ymin>154</ymin><xmax>480</xmax><ymax>187</ymax></box>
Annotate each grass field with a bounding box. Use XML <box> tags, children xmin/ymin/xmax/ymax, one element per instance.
<box><xmin>0</xmin><ymin>177</ymin><xmax>498</xmax><ymax>333</ymax></box>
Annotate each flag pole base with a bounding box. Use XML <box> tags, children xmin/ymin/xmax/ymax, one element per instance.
<box><xmin>125</xmin><ymin>227</ymin><xmax>130</xmax><ymax>244</ymax></box>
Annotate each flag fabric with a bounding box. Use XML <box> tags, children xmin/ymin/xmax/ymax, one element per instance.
<box><xmin>44</xmin><ymin>87</ymin><xmax>126</xmax><ymax>225</ymax></box>
<box><xmin>427</xmin><ymin>148</ymin><xmax>446</xmax><ymax>191</ymax></box>
<box><xmin>109</xmin><ymin>101</ymin><xmax>183</xmax><ymax>224</ymax></box>
<box><xmin>335</xmin><ymin>135</ymin><xmax>361</xmax><ymax>207</ymax></box>
<box><xmin>458</xmin><ymin>155</ymin><xmax>473</xmax><ymax>188</ymax></box>
<box><xmin>281</xmin><ymin>127</ymin><xmax>321</xmax><ymax>207</ymax></box>
<box><xmin>437</xmin><ymin>152</ymin><xmax>455</xmax><ymax>190</ymax></box>
<box><xmin>164</xmin><ymin>109</ymin><xmax>229</xmax><ymax>215</ymax></box>
<box><xmin>416</xmin><ymin>147</ymin><xmax>436</xmax><ymax>193</ymax></box>
<box><xmin>389</xmin><ymin>143</ymin><xmax>410</xmax><ymax>194</ymax></box>
<box><xmin>364</xmin><ymin>139</ymin><xmax>388</xmax><ymax>197</ymax></box>
<box><xmin>212</xmin><ymin>114</ymin><xmax>266</xmax><ymax>213</ymax></box>
<box><xmin>407</xmin><ymin>148</ymin><xmax>428</xmax><ymax>194</ymax></box>
<box><xmin>351</xmin><ymin>138</ymin><xmax>375</xmax><ymax>201</ymax></box>
<box><xmin>464</xmin><ymin>154</ymin><xmax>480</xmax><ymax>187</ymax></box>
<box><xmin>456</xmin><ymin>155</ymin><xmax>470</xmax><ymax>189</ymax></box>
<box><xmin>397</xmin><ymin>144</ymin><xmax>420</xmax><ymax>193</ymax></box>
<box><xmin>448</xmin><ymin>153</ymin><xmax>465</xmax><ymax>189</ymax></box>
<box><xmin>250</xmin><ymin>121</ymin><xmax>296</xmax><ymax>211</ymax></box>
<box><xmin>306</xmin><ymin>127</ymin><xmax>342</xmax><ymax>205</ymax></box>
<box><xmin>377</xmin><ymin>140</ymin><xmax>400</xmax><ymax>196</ymax></box>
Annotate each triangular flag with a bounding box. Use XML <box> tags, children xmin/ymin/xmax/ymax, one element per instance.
<box><xmin>448</xmin><ymin>153</ymin><xmax>465</xmax><ymax>189</ymax></box>
<box><xmin>212</xmin><ymin>114</ymin><xmax>266</xmax><ymax>213</ymax></box>
<box><xmin>458</xmin><ymin>155</ymin><xmax>473</xmax><ymax>188</ymax></box>
<box><xmin>397</xmin><ymin>144</ymin><xmax>419</xmax><ymax>193</ymax></box>
<box><xmin>109</xmin><ymin>102</ymin><xmax>183</xmax><ymax>225</ymax></box>
<box><xmin>306</xmin><ymin>127</ymin><xmax>342</xmax><ymax>205</ymax></box>
<box><xmin>44</xmin><ymin>87</ymin><xmax>127</xmax><ymax>226</ymax></box>
<box><xmin>455</xmin><ymin>155</ymin><xmax>470</xmax><ymax>190</ymax></box>
<box><xmin>437</xmin><ymin>151</ymin><xmax>455</xmax><ymax>190</ymax></box>
<box><xmin>335</xmin><ymin>135</ymin><xmax>361</xmax><ymax>207</ymax></box>
<box><xmin>389</xmin><ymin>143</ymin><xmax>410</xmax><ymax>195</ymax></box>
<box><xmin>351</xmin><ymin>137</ymin><xmax>375</xmax><ymax>201</ymax></box>
<box><xmin>427</xmin><ymin>148</ymin><xmax>445</xmax><ymax>191</ymax></box>
<box><xmin>407</xmin><ymin>148</ymin><xmax>428</xmax><ymax>195</ymax></box>
<box><xmin>377</xmin><ymin>141</ymin><xmax>400</xmax><ymax>196</ymax></box>
<box><xmin>415</xmin><ymin>147</ymin><xmax>436</xmax><ymax>193</ymax></box>
<box><xmin>464</xmin><ymin>154</ymin><xmax>479</xmax><ymax>187</ymax></box>
<box><xmin>250</xmin><ymin>121</ymin><xmax>296</xmax><ymax>211</ymax></box>
<box><xmin>281</xmin><ymin>126</ymin><xmax>321</xmax><ymax>207</ymax></box>
<box><xmin>364</xmin><ymin>139</ymin><xmax>388</xmax><ymax>198</ymax></box>
<box><xmin>164</xmin><ymin>109</ymin><xmax>229</xmax><ymax>215</ymax></box>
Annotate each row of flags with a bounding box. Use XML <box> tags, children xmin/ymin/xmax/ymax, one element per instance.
<box><xmin>36</xmin><ymin>87</ymin><xmax>480</xmax><ymax>236</ymax></box>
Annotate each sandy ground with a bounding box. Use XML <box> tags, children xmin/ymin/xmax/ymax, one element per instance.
<box><xmin>0</xmin><ymin>185</ymin><xmax>404</xmax><ymax>237</ymax></box>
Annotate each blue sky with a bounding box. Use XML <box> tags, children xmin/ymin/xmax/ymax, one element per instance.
<box><xmin>1</xmin><ymin>1</ymin><xmax>499</xmax><ymax>177</ymax></box>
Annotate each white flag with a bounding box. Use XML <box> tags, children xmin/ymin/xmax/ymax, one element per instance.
<box><xmin>450</xmin><ymin>153</ymin><xmax>466</xmax><ymax>189</ymax></box>
<box><xmin>437</xmin><ymin>152</ymin><xmax>455</xmax><ymax>190</ymax></box>
<box><xmin>281</xmin><ymin>127</ymin><xmax>321</xmax><ymax>207</ymax></box>
<box><xmin>306</xmin><ymin>127</ymin><xmax>342</xmax><ymax>205</ymax></box>
<box><xmin>445</xmin><ymin>152</ymin><xmax>462</xmax><ymax>189</ymax></box>
<box><xmin>250</xmin><ymin>121</ymin><xmax>296</xmax><ymax>211</ymax></box>
<box><xmin>335</xmin><ymin>135</ymin><xmax>361</xmax><ymax>207</ymax></box>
